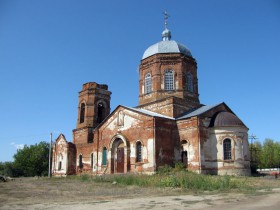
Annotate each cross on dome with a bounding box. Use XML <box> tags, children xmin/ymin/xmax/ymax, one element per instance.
<box><xmin>162</xmin><ymin>10</ymin><xmax>171</xmax><ymax>41</ymax></box>
<box><xmin>163</xmin><ymin>10</ymin><xmax>170</xmax><ymax>30</ymax></box>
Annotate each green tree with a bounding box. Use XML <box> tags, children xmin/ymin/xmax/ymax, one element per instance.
<box><xmin>250</xmin><ymin>140</ymin><xmax>262</xmax><ymax>172</ymax></box>
<box><xmin>0</xmin><ymin>161</ymin><xmax>23</xmax><ymax>177</ymax></box>
<box><xmin>260</xmin><ymin>139</ymin><xmax>280</xmax><ymax>169</ymax></box>
<box><xmin>13</xmin><ymin>141</ymin><xmax>50</xmax><ymax>177</ymax></box>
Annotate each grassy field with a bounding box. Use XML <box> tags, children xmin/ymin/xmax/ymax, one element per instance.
<box><xmin>1</xmin><ymin>170</ymin><xmax>280</xmax><ymax>209</ymax></box>
<box><xmin>75</xmin><ymin>170</ymin><xmax>280</xmax><ymax>193</ymax></box>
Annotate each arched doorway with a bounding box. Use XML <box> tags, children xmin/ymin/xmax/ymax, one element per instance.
<box><xmin>181</xmin><ymin>150</ymin><xmax>188</xmax><ymax>165</ymax></box>
<box><xmin>116</xmin><ymin>142</ymin><xmax>125</xmax><ymax>173</ymax></box>
<box><xmin>110</xmin><ymin>136</ymin><xmax>128</xmax><ymax>174</ymax></box>
<box><xmin>181</xmin><ymin>140</ymin><xmax>188</xmax><ymax>168</ymax></box>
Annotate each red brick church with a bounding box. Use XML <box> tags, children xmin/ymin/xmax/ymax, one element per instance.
<box><xmin>52</xmin><ymin>14</ymin><xmax>250</xmax><ymax>176</ymax></box>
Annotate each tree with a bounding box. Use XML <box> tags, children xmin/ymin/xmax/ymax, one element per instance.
<box><xmin>250</xmin><ymin>140</ymin><xmax>262</xmax><ymax>172</ymax></box>
<box><xmin>259</xmin><ymin>139</ymin><xmax>280</xmax><ymax>169</ymax></box>
<box><xmin>0</xmin><ymin>162</ymin><xmax>23</xmax><ymax>177</ymax></box>
<box><xmin>13</xmin><ymin>141</ymin><xmax>50</xmax><ymax>177</ymax></box>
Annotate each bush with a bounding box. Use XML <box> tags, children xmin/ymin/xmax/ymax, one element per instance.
<box><xmin>80</xmin><ymin>173</ymin><xmax>91</xmax><ymax>182</ymax></box>
<box><xmin>157</xmin><ymin>165</ymin><xmax>173</xmax><ymax>174</ymax></box>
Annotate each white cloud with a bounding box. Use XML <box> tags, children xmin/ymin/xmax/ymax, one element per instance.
<box><xmin>10</xmin><ymin>142</ymin><xmax>24</xmax><ymax>150</ymax></box>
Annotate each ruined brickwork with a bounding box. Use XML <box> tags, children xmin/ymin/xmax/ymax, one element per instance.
<box><xmin>52</xmin><ymin>25</ymin><xmax>251</xmax><ymax>177</ymax></box>
<box><xmin>94</xmin><ymin>107</ymin><xmax>157</xmax><ymax>174</ymax></box>
<box><xmin>52</xmin><ymin>134</ymin><xmax>76</xmax><ymax>176</ymax></box>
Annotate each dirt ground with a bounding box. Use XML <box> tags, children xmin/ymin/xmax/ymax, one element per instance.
<box><xmin>1</xmin><ymin>177</ymin><xmax>280</xmax><ymax>210</ymax></box>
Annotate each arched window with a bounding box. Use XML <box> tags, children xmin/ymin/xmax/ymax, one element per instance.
<box><xmin>145</xmin><ymin>73</ymin><xmax>152</xmax><ymax>94</ymax></box>
<box><xmin>91</xmin><ymin>153</ymin><xmax>94</xmax><ymax>169</ymax></box>
<box><xmin>186</xmin><ymin>73</ymin><xmax>194</xmax><ymax>93</ymax></box>
<box><xmin>102</xmin><ymin>147</ymin><xmax>107</xmax><ymax>165</ymax></box>
<box><xmin>136</xmin><ymin>141</ymin><xmax>142</xmax><ymax>162</ymax></box>
<box><xmin>79</xmin><ymin>154</ymin><xmax>83</xmax><ymax>168</ymax></box>
<box><xmin>223</xmin><ymin>139</ymin><xmax>232</xmax><ymax>160</ymax></box>
<box><xmin>80</xmin><ymin>103</ymin><xmax>85</xmax><ymax>123</ymax></box>
<box><xmin>181</xmin><ymin>140</ymin><xmax>188</xmax><ymax>166</ymax></box>
<box><xmin>164</xmin><ymin>70</ymin><xmax>174</xmax><ymax>90</ymax></box>
<box><xmin>88</xmin><ymin>132</ymin><xmax>93</xmax><ymax>143</ymax></box>
<box><xmin>58</xmin><ymin>161</ymin><xmax>62</xmax><ymax>170</ymax></box>
<box><xmin>57</xmin><ymin>154</ymin><xmax>62</xmax><ymax>170</ymax></box>
<box><xmin>97</xmin><ymin>102</ymin><xmax>105</xmax><ymax>123</ymax></box>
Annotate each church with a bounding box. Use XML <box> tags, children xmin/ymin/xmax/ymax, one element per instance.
<box><xmin>52</xmin><ymin>14</ymin><xmax>251</xmax><ymax>176</ymax></box>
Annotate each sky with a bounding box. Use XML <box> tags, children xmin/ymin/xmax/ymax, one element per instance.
<box><xmin>0</xmin><ymin>0</ymin><xmax>279</xmax><ymax>162</ymax></box>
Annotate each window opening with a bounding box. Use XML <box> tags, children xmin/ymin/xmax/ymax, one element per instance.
<box><xmin>79</xmin><ymin>154</ymin><xmax>83</xmax><ymax>169</ymax></box>
<box><xmin>145</xmin><ymin>73</ymin><xmax>152</xmax><ymax>94</ymax></box>
<box><xmin>80</xmin><ymin>103</ymin><xmax>85</xmax><ymax>123</ymax></box>
<box><xmin>102</xmin><ymin>147</ymin><xmax>107</xmax><ymax>165</ymax></box>
<box><xmin>223</xmin><ymin>139</ymin><xmax>232</xmax><ymax>160</ymax></box>
<box><xmin>58</xmin><ymin>161</ymin><xmax>62</xmax><ymax>170</ymax></box>
<box><xmin>164</xmin><ymin>70</ymin><xmax>174</xmax><ymax>90</ymax></box>
<box><xmin>97</xmin><ymin>103</ymin><xmax>105</xmax><ymax>123</ymax></box>
<box><xmin>181</xmin><ymin>151</ymin><xmax>188</xmax><ymax>165</ymax></box>
<box><xmin>91</xmin><ymin>153</ymin><xmax>94</xmax><ymax>169</ymax></box>
<box><xmin>186</xmin><ymin>73</ymin><xmax>194</xmax><ymax>93</ymax></box>
<box><xmin>180</xmin><ymin>140</ymin><xmax>188</xmax><ymax>167</ymax></box>
<box><xmin>88</xmin><ymin>132</ymin><xmax>93</xmax><ymax>143</ymax></box>
<box><xmin>136</xmin><ymin>141</ymin><xmax>142</xmax><ymax>162</ymax></box>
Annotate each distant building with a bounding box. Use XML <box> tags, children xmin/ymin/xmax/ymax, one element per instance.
<box><xmin>52</xmin><ymin>16</ymin><xmax>250</xmax><ymax>176</ymax></box>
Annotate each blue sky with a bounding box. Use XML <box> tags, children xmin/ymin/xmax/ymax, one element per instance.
<box><xmin>0</xmin><ymin>0</ymin><xmax>279</xmax><ymax>162</ymax></box>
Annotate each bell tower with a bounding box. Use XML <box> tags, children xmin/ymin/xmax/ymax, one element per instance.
<box><xmin>73</xmin><ymin>82</ymin><xmax>111</xmax><ymax>144</ymax></box>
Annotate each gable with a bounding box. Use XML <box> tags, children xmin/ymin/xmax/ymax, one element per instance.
<box><xmin>99</xmin><ymin>106</ymin><xmax>155</xmax><ymax>132</ymax></box>
<box><xmin>55</xmin><ymin>134</ymin><xmax>68</xmax><ymax>145</ymax></box>
<box><xmin>96</xmin><ymin>105</ymin><xmax>174</xmax><ymax>131</ymax></box>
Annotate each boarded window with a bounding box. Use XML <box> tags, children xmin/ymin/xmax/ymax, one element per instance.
<box><xmin>102</xmin><ymin>147</ymin><xmax>107</xmax><ymax>165</ymax></box>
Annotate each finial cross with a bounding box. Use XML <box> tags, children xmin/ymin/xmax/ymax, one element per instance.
<box><xmin>163</xmin><ymin>10</ymin><xmax>170</xmax><ymax>29</ymax></box>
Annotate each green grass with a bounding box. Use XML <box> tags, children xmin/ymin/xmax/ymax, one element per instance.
<box><xmin>73</xmin><ymin>167</ymin><xmax>253</xmax><ymax>192</ymax></box>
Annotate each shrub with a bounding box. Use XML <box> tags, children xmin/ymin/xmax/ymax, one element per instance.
<box><xmin>80</xmin><ymin>173</ymin><xmax>91</xmax><ymax>182</ymax></box>
<box><xmin>157</xmin><ymin>164</ymin><xmax>173</xmax><ymax>174</ymax></box>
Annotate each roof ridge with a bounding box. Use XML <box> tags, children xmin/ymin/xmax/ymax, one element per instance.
<box><xmin>176</xmin><ymin>103</ymin><xmax>223</xmax><ymax>120</ymax></box>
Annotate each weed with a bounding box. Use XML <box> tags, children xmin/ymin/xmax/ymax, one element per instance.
<box><xmin>81</xmin><ymin>171</ymin><xmax>253</xmax><ymax>192</ymax></box>
<box><xmin>80</xmin><ymin>174</ymin><xmax>91</xmax><ymax>182</ymax></box>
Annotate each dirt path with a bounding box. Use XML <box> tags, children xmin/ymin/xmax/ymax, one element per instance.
<box><xmin>2</xmin><ymin>191</ymin><xmax>280</xmax><ymax>210</ymax></box>
<box><xmin>1</xmin><ymin>178</ymin><xmax>280</xmax><ymax>210</ymax></box>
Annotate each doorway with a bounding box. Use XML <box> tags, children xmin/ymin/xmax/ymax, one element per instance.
<box><xmin>111</xmin><ymin>138</ymin><xmax>126</xmax><ymax>174</ymax></box>
<box><xmin>117</xmin><ymin>147</ymin><xmax>124</xmax><ymax>173</ymax></box>
<box><xmin>181</xmin><ymin>140</ymin><xmax>188</xmax><ymax>168</ymax></box>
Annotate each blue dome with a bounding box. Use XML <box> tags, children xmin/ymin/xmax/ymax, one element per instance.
<box><xmin>142</xmin><ymin>40</ymin><xmax>192</xmax><ymax>60</ymax></box>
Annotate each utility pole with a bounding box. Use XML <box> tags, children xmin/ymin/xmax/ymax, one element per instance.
<box><xmin>249</xmin><ymin>134</ymin><xmax>259</xmax><ymax>173</ymax></box>
<box><xmin>249</xmin><ymin>134</ymin><xmax>257</xmax><ymax>161</ymax></box>
<box><xmin>48</xmin><ymin>132</ymin><xmax>52</xmax><ymax>178</ymax></box>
